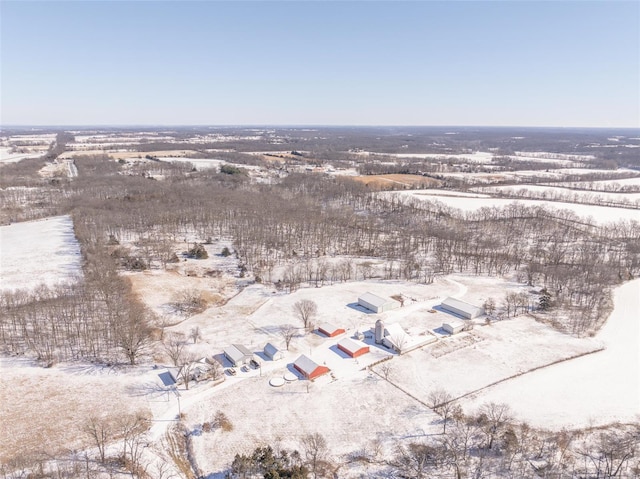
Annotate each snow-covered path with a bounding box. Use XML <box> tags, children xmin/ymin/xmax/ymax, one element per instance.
<box><xmin>463</xmin><ymin>279</ymin><xmax>640</xmax><ymax>428</ymax></box>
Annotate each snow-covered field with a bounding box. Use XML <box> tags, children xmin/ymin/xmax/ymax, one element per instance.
<box><xmin>0</xmin><ymin>146</ymin><xmax>47</xmax><ymax>164</ymax></box>
<box><xmin>388</xmin><ymin>190</ymin><xmax>640</xmax><ymax>224</ymax></box>
<box><xmin>463</xmin><ymin>278</ymin><xmax>640</xmax><ymax>429</ymax></box>
<box><xmin>438</xmin><ymin>168</ymin><xmax>631</xmax><ymax>184</ymax></box>
<box><xmin>155</xmin><ymin>157</ymin><xmax>225</xmax><ymax>170</ymax></box>
<box><xmin>476</xmin><ymin>184</ymin><xmax>640</xmax><ymax>206</ymax></box>
<box><xmin>0</xmin><ymin>216</ymin><xmax>82</xmax><ymax>292</ymax></box>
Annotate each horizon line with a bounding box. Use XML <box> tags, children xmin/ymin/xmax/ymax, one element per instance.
<box><xmin>2</xmin><ymin>124</ymin><xmax>639</xmax><ymax>131</ymax></box>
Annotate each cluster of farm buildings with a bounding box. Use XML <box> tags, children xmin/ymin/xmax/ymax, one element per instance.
<box><xmin>170</xmin><ymin>293</ymin><xmax>486</xmax><ymax>386</ymax></box>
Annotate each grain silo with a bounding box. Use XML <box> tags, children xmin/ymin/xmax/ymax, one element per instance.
<box><xmin>375</xmin><ymin>319</ymin><xmax>385</xmax><ymax>344</ymax></box>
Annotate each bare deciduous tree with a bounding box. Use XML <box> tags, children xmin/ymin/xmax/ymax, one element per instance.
<box><xmin>293</xmin><ymin>299</ymin><xmax>318</xmax><ymax>331</ymax></box>
<box><xmin>302</xmin><ymin>432</ymin><xmax>329</xmax><ymax>479</ymax></box>
<box><xmin>189</xmin><ymin>326</ymin><xmax>202</xmax><ymax>344</ymax></box>
<box><xmin>83</xmin><ymin>417</ymin><xmax>112</xmax><ymax>464</ymax></box>
<box><xmin>279</xmin><ymin>324</ymin><xmax>297</xmax><ymax>350</ymax></box>
<box><xmin>163</xmin><ymin>332</ymin><xmax>187</xmax><ymax>367</ymax></box>
<box><xmin>427</xmin><ymin>388</ymin><xmax>461</xmax><ymax>434</ymax></box>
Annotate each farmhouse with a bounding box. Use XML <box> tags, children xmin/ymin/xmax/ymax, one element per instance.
<box><xmin>264</xmin><ymin>342</ymin><xmax>284</xmax><ymax>361</ymax></box>
<box><xmin>377</xmin><ymin>322</ymin><xmax>436</xmax><ymax>354</ymax></box>
<box><xmin>441</xmin><ymin>297</ymin><xmax>484</xmax><ymax>319</ymax></box>
<box><xmin>318</xmin><ymin>323</ymin><xmax>346</xmax><ymax>337</ymax></box>
<box><xmin>358</xmin><ymin>292</ymin><xmax>400</xmax><ymax>313</ymax></box>
<box><xmin>293</xmin><ymin>355</ymin><xmax>330</xmax><ymax>380</ymax></box>
<box><xmin>443</xmin><ymin>320</ymin><xmax>465</xmax><ymax>335</ymax></box>
<box><xmin>223</xmin><ymin>344</ymin><xmax>253</xmax><ymax>367</ymax></box>
<box><xmin>337</xmin><ymin>338</ymin><xmax>370</xmax><ymax>358</ymax></box>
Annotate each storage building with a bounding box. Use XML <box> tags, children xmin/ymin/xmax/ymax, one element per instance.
<box><xmin>318</xmin><ymin>323</ymin><xmax>346</xmax><ymax>337</ymax></box>
<box><xmin>337</xmin><ymin>338</ymin><xmax>370</xmax><ymax>358</ymax></box>
<box><xmin>441</xmin><ymin>297</ymin><xmax>484</xmax><ymax>319</ymax></box>
<box><xmin>223</xmin><ymin>344</ymin><xmax>254</xmax><ymax>367</ymax></box>
<box><xmin>358</xmin><ymin>292</ymin><xmax>400</xmax><ymax>313</ymax></box>
<box><xmin>264</xmin><ymin>342</ymin><xmax>284</xmax><ymax>361</ymax></box>
<box><xmin>293</xmin><ymin>355</ymin><xmax>330</xmax><ymax>380</ymax></box>
<box><xmin>443</xmin><ymin>320</ymin><xmax>465</xmax><ymax>335</ymax></box>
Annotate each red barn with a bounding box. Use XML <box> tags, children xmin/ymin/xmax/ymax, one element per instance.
<box><xmin>337</xmin><ymin>338</ymin><xmax>370</xmax><ymax>358</ymax></box>
<box><xmin>318</xmin><ymin>323</ymin><xmax>346</xmax><ymax>338</ymax></box>
<box><xmin>293</xmin><ymin>355</ymin><xmax>330</xmax><ymax>380</ymax></box>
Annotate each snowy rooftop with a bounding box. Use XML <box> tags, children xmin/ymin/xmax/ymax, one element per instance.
<box><xmin>337</xmin><ymin>337</ymin><xmax>368</xmax><ymax>354</ymax></box>
<box><xmin>294</xmin><ymin>354</ymin><xmax>323</xmax><ymax>375</ymax></box>
<box><xmin>224</xmin><ymin>344</ymin><xmax>253</xmax><ymax>363</ymax></box>
<box><xmin>358</xmin><ymin>292</ymin><xmax>392</xmax><ymax>307</ymax></box>
<box><xmin>441</xmin><ymin>297</ymin><xmax>483</xmax><ymax>316</ymax></box>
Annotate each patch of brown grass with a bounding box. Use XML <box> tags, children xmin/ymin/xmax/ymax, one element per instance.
<box><xmin>0</xmin><ymin>363</ymin><xmax>150</xmax><ymax>464</ymax></box>
<box><xmin>350</xmin><ymin>174</ymin><xmax>442</xmax><ymax>190</ymax></box>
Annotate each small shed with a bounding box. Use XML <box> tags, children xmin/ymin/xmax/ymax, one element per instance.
<box><xmin>293</xmin><ymin>355</ymin><xmax>330</xmax><ymax>380</ymax></box>
<box><xmin>358</xmin><ymin>292</ymin><xmax>400</xmax><ymax>313</ymax></box>
<box><xmin>443</xmin><ymin>320</ymin><xmax>465</xmax><ymax>335</ymax></box>
<box><xmin>337</xmin><ymin>338</ymin><xmax>370</xmax><ymax>358</ymax></box>
<box><xmin>223</xmin><ymin>344</ymin><xmax>253</xmax><ymax>367</ymax></box>
<box><xmin>441</xmin><ymin>297</ymin><xmax>484</xmax><ymax>319</ymax></box>
<box><xmin>318</xmin><ymin>323</ymin><xmax>346</xmax><ymax>338</ymax></box>
<box><xmin>264</xmin><ymin>342</ymin><xmax>284</xmax><ymax>361</ymax></box>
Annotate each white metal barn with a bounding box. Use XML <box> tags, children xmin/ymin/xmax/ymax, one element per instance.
<box><xmin>441</xmin><ymin>297</ymin><xmax>485</xmax><ymax>319</ymax></box>
<box><xmin>223</xmin><ymin>344</ymin><xmax>254</xmax><ymax>367</ymax></box>
<box><xmin>264</xmin><ymin>342</ymin><xmax>284</xmax><ymax>361</ymax></box>
<box><xmin>358</xmin><ymin>292</ymin><xmax>400</xmax><ymax>313</ymax></box>
<box><xmin>443</xmin><ymin>320</ymin><xmax>465</xmax><ymax>335</ymax></box>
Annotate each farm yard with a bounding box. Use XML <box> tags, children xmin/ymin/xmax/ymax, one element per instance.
<box><xmin>1</xmin><ymin>126</ymin><xmax>639</xmax><ymax>478</ymax></box>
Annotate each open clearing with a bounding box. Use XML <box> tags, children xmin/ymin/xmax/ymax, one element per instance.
<box><xmin>0</xmin><ymin>358</ymin><xmax>153</xmax><ymax>463</ymax></box>
<box><xmin>0</xmin><ymin>215</ymin><xmax>82</xmax><ymax>292</ymax></box>
<box><xmin>463</xmin><ymin>278</ymin><xmax>640</xmax><ymax>429</ymax></box>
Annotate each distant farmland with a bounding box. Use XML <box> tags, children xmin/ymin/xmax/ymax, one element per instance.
<box><xmin>350</xmin><ymin>173</ymin><xmax>442</xmax><ymax>189</ymax></box>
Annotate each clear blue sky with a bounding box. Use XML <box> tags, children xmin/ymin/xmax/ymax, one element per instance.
<box><xmin>1</xmin><ymin>1</ymin><xmax>638</xmax><ymax>127</ymax></box>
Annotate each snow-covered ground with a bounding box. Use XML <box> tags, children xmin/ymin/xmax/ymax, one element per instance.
<box><xmin>476</xmin><ymin>184</ymin><xmax>640</xmax><ymax>205</ymax></box>
<box><xmin>437</xmin><ymin>168</ymin><xmax>631</xmax><ymax>184</ymax></box>
<box><xmin>388</xmin><ymin>190</ymin><xmax>640</xmax><ymax>224</ymax></box>
<box><xmin>462</xmin><ymin>278</ymin><xmax>640</xmax><ymax>429</ymax></box>
<box><xmin>0</xmin><ymin>146</ymin><xmax>46</xmax><ymax>164</ymax></box>
<box><xmin>0</xmin><ymin>215</ymin><xmax>82</xmax><ymax>292</ymax></box>
<box><xmin>155</xmin><ymin>157</ymin><xmax>225</xmax><ymax>170</ymax></box>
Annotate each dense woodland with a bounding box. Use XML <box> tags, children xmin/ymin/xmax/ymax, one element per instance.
<box><xmin>1</xmin><ymin>128</ymin><xmax>639</xmax><ymax>478</ymax></box>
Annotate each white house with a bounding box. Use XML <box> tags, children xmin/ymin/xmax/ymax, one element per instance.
<box><xmin>441</xmin><ymin>297</ymin><xmax>484</xmax><ymax>319</ymax></box>
<box><xmin>264</xmin><ymin>342</ymin><xmax>284</xmax><ymax>361</ymax></box>
<box><xmin>358</xmin><ymin>292</ymin><xmax>400</xmax><ymax>313</ymax></box>
<box><xmin>379</xmin><ymin>323</ymin><xmax>436</xmax><ymax>354</ymax></box>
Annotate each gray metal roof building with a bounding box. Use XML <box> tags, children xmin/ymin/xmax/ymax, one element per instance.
<box><xmin>223</xmin><ymin>344</ymin><xmax>254</xmax><ymax>367</ymax></box>
<box><xmin>358</xmin><ymin>292</ymin><xmax>400</xmax><ymax>313</ymax></box>
<box><xmin>441</xmin><ymin>297</ymin><xmax>484</xmax><ymax>319</ymax></box>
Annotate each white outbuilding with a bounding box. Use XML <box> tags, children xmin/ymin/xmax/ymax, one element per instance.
<box><xmin>358</xmin><ymin>292</ymin><xmax>400</xmax><ymax>313</ymax></box>
<box><xmin>442</xmin><ymin>320</ymin><xmax>465</xmax><ymax>335</ymax></box>
<box><xmin>223</xmin><ymin>344</ymin><xmax>254</xmax><ymax>367</ymax></box>
<box><xmin>264</xmin><ymin>342</ymin><xmax>284</xmax><ymax>361</ymax></box>
<box><xmin>441</xmin><ymin>297</ymin><xmax>484</xmax><ymax>319</ymax></box>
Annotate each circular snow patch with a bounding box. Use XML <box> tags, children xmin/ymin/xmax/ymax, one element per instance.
<box><xmin>283</xmin><ymin>372</ymin><xmax>298</xmax><ymax>382</ymax></box>
<box><xmin>269</xmin><ymin>377</ymin><xmax>285</xmax><ymax>387</ymax></box>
